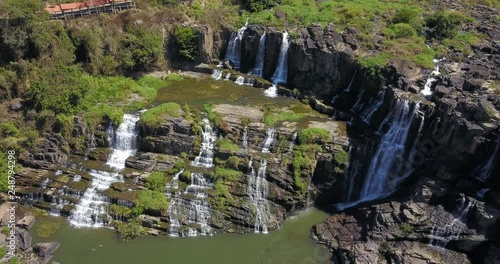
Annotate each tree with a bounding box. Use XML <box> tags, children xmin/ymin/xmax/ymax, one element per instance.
<box><xmin>172</xmin><ymin>26</ymin><xmax>198</xmax><ymax>61</ymax></box>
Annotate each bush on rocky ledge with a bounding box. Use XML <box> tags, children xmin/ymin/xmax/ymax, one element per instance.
<box><xmin>297</xmin><ymin>128</ymin><xmax>330</xmax><ymax>144</ymax></box>
<box><xmin>140</xmin><ymin>102</ymin><xmax>182</xmax><ymax>128</ymax></box>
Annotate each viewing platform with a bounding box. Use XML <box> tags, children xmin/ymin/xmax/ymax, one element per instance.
<box><xmin>44</xmin><ymin>0</ymin><xmax>134</xmax><ymax>20</ymax></box>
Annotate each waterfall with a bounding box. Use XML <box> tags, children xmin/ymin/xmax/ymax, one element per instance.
<box><xmin>242</xmin><ymin>126</ymin><xmax>248</xmax><ymax>149</ymax></box>
<box><xmin>250</xmin><ymin>33</ymin><xmax>266</xmax><ymax>77</ymax></box>
<box><xmin>69</xmin><ymin>113</ymin><xmax>139</xmax><ymax>228</ymax></box>
<box><xmin>421</xmin><ymin>62</ymin><xmax>440</xmax><ymax>96</ymax></box>
<box><xmin>168</xmin><ymin>173</ymin><xmax>213</xmax><ymax>237</ymax></box>
<box><xmin>165</xmin><ymin>169</ymin><xmax>184</xmax><ymax>198</ymax></box>
<box><xmin>473</xmin><ymin>139</ymin><xmax>499</xmax><ymax>182</ymax></box>
<box><xmin>211</xmin><ymin>69</ymin><xmax>223</xmax><ymax>80</ymax></box>
<box><xmin>87</xmin><ymin>130</ymin><xmax>97</xmax><ymax>150</ymax></box>
<box><xmin>191</xmin><ymin>118</ymin><xmax>216</xmax><ymax>168</ymax></box>
<box><xmin>343</xmin><ymin>68</ymin><xmax>358</xmax><ymax>92</ymax></box>
<box><xmin>358</xmin><ymin>100</ymin><xmax>421</xmax><ymax>202</ymax></box>
<box><xmin>224</xmin><ymin>72</ymin><xmax>231</xmax><ymax>81</ymax></box>
<box><xmin>430</xmin><ymin>198</ymin><xmax>474</xmax><ymax>247</ymax></box>
<box><xmin>271</xmin><ymin>32</ymin><xmax>290</xmax><ymax>85</ymax></box>
<box><xmin>261</xmin><ymin>128</ymin><xmax>276</xmax><ymax>153</ymax></box>
<box><xmin>106</xmin><ymin>121</ymin><xmax>114</xmax><ymax>146</ymax></box>
<box><xmin>263</xmin><ymin>85</ymin><xmax>278</xmax><ymax>98</ymax></box>
<box><xmin>289</xmin><ymin>132</ymin><xmax>297</xmax><ymax>152</ymax></box>
<box><xmin>235</xmin><ymin>76</ymin><xmax>245</xmax><ymax>85</ymax></box>
<box><xmin>106</xmin><ymin>113</ymin><xmax>140</xmax><ymax>170</ymax></box>
<box><xmin>247</xmin><ymin>159</ymin><xmax>270</xmax><ymax>233</ymax></box>
<box><xmin>224</xmin><ymin>19</ymin><xmax>249</xmax><ymax>70</ymax></box>
<box><xmin>476</xmin><ymin>188</ymin><xmax>489</xmax><ymax>199</ymax></box>
<box><xmin>360</xmin><ymin>90</ymin><xmax>386</xmax><ymax>124</ymax></box>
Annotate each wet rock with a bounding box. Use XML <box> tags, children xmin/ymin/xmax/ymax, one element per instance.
<box><xmin>463</xmin><ymin>79</ymin><xmax>484</xmax><ymax>91</ymax></box>
<box><xmin>408</xmin><ymin>84</ymin><xmax>420</xmax><ymax>94</ymax></box>
<box><xmin>16</xmin><ymin>216</ymin><xmax>35</xmax><ymax>230</ymax></box>
<box><xmin>138</xmin><ymin>116</ymin><xmax>195</xmax><ymax>155</ymax></box>
<box><xmin>33</xmin><ymin>242</ymin><xmax>60</xmax><ymax>258</ymax></box>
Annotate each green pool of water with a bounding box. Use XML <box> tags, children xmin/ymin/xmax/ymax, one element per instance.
<box><xmin>32</xmin><ymin>208</ymin><xmax>331</xmax><ymax>264</ymax></box>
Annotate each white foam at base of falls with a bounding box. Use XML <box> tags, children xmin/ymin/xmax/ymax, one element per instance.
<box><xmin>263</xmin><ymin>85</ymin><xmax>278</xmax><ymax>98</ymax></box>
<box><xmin>421</xmin><ymin>61</ymin><xmax>441</xmax><ymax>96</ymax></box>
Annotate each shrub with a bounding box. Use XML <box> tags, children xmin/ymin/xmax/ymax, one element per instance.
<box><xmin>132</xmin><ymin>190</ymin><xmax>168</xmax><ymax>215</ymax></box>
<box><xmin>214</xmin><ymin>180</ymin><xmax>230</xmax><ymax>198</ymax></box>
<box><xmin>227</xmin><ymin>156</ymin><xmax>240</xmax><ymax>170</ymax></box>
<box><xmin>116</xmin><ymin>218</ymin><xmax>146</xmax><ymax>241</ymax></box>
<box><xmin>297</xmin><ymin>128</ymin><xmax>330</xmax><ymax>144</ymax></box>
<box><xmin>0</xmin><ymin>246</ymin><xmax>5</xmax><ymax>259</ymax></box>
<box><xmin>36</xmin><ymin>220</ymin><xmax>60</xmax><ymax>238</ymax></box>
<box><xmin>140</xmin><ymin>102</ymin><xmax>182</xmax><ymax>128</ymax></box>
<box><xmin>334</xmin><ymin>147</ymin><xmax>349</xmax><ymax>165</ymax></box>
<box><xmin>390</xmin><ymin>23</ymin><xmax>416</xmax><ymax>38</ymax></box>
<box><xmin>245</xmin><ymin>0</ymin><xmax>275</xmax><ymax>12</ymax></box>
<box><xmin>145</xmin><ymin>172</ymin><xmax>167</xmax><ymax>192</ymax></box>
<box><xmin>108</xmin><ymin>204</ymin><xmax>132</xmax><ymax>220</ymax></box>
<box><xmin>173</xmin><ymin>26</ymin><xmax>198</xmax><ymax>61</ymax></box>
<box><xmin>426</xmin><ymin>11</ymin><xmax>470</xmax><ymax>39</ymax></box>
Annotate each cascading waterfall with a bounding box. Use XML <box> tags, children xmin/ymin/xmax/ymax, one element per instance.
<box><xmin>242</xmin><ymin>126</ymin><xmax>248</xmax><ymax>149</ymax></box>
<box><xmin>168</xmin><ymin>173</ymin><xmax>213</xmax><ymax>237</ymax></box>
<box><xmin>343</xmin><ymin>68</ymin><xmax>358</xmax><ymax>92</ymax></box>
<box><xmin>69</xmin><ymin>113</ymin><xmax>140</xmax><ymax>228</ymax></box>
<box><xmin>247</xmin><ymin>159</ymin><xmax>271</xmax><ymax>233</ymax></box>
<box><xmin>358</xmin><ymin>100</ymin><xmax>421</xmax><ymax>202</ymax></box>
<box><xmin>473</xmin><ymin>139</ymin><xmax>499</xmax><ymax>182</ymax></box>
<box><xmin>106</xmin><ymin>121</ymin><xmax>114</xmax><ymax>146</ymax></box>
<box><xmin>165</xmin><ymin>169</ymin><xmax>184</xmax><ymax>198</ymax></box>
<box><xmin>429</xmin><ymin>198</ymin><xmax>475</xmax><ymax>247</ymax></box>
<box><xmin>211</xmin><ymin>69</ymin><xmax>223</xmax><ymax>80</ymax></box>
<box><xmin>235</xmin><ymin>76</ymin><xmax>245</xmax><ymax>85</ymax></box>
<box><xmin>261</xmin><ymin>128</ymin><xmax>276</xmax><ymax>153</ymax></box>
<box><xmin>87</xmin><ymin>130</ymin><xmax>97</xmax><ymax>150</ymax></box>
<box><xmin>421</xmin><ymin>60</ymin><xmax>441</xmax><ymax>96</ymax></box>
<box><xmin>191</xmin><ymin>118</ymin><xmax>216</xmax><ymax>168</ymax></box>
<box><xmin>271</xmin><ymin>32</ymin><xmax>290</xmax><ymax>85</ymax></box>
<box><xmin>224</xmin><ymin>19</ymin><xmax>249</xmax><ymax>70</ymax></box>
<box><xmin>106</xmin><ymin>114</ymin><xmax>140</xmax><ymax>170</ymax></box>
<box><xmin>250</xmin><ymin>33</ymin><xmax>266</xmax><ymax>76</ymax></box>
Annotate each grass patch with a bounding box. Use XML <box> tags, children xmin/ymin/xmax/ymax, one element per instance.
<box><xmin>297</xmin><ymin>128</ymin><xmax>331</xmax><ymax>144</ymax></box>
<box><xmin>132</xmin><ymin>190</ymin><xmax>168</xmax><ymax>215</ymax></box>
<box><xmin>36</xmin><ymin>220</ymin><xmax>61</xmax><ymax>238</ymax></box>
<box><xmin>334</xmin><ymin>147</ymin><xmax>349</xmax><ymax>165</ymax></box>
<box><xmin>217</xmin><ymin>137</ymin><xmax>240</xmax><ymax>153</ymax></box>
<box><xmin>214</xmin><ymin>167</ymin><xmax>243</xmax><ymax>181</ymax></box>
<box><xmin>140</xmin><ymin>102</ymin><xmax>182</xmax><ymax>128</ymax></box>
<box><xmin>145</xmin><ymin>171</ymin><xmax>167</xmax><ymax>192</ymax></box>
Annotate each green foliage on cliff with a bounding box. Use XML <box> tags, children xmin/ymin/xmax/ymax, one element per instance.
<box><xmin>0</xmin><ymin>153</ymin><xmax>8</xmax><ymax>193</ymax></box>
<box><xmin>292</xmin><ymin>144</ymin><xmax>322</xmax><ymax>193</ymax></box>
<box><xmin>297</xmin><ymin>128</ymin><xmax>330</xmax><ymax>144</ymax></box>
<box><xmin>217</xmin><ymin>138</ymin><xmax>240</xmax><ymax>153</ymax></box>
<box><xmin>172</xmin><ymin>26</ymin><xmax>198</xmax><ymax>61</ymax></box>
<box><xmin>334</xmin><ymin>147</ymin><xmax>349</xmax><ymax>165</ymax></box>
<box><xmin>140</xmin><ymin>102</ymin><xmax>182</xmax><ymax>128</ymax></box>
<box><xmin>132</xmin><ymin>190</ymin><xmax>168</xmax><ymax>215</ymax></box>
<box><xmin>214</xmin><ymin>167</ymin><xmax>243</xmax><ymax>181</ymax></box>
<box><xmin>116</xmin><ymin>218</ymin><xmax>146</xmax><ymax>241</ymax></box>
<box><xmin>262</xmin><ymin>107</ymin><xmax>305</xmax><ymax>127</ymax></box>
<box><xmin>145</xmin><ymin>172</ymin><xmax>167</xmax><ymax>192</ymax></box>
<box><xmin>426</xmin><ymin>11</ymin><xmax>472</xmax><ymax>39</ymax></box>
<box><xmin>109</xmin><ymin>204</ymin><xmax>132</xmax><ymax>219</ymax></box>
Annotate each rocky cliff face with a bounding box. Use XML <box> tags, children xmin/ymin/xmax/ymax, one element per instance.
<box><xmin>215</xmin><ymin>18</ymin><xmax>500</xmax><ymax>263</ymax></box>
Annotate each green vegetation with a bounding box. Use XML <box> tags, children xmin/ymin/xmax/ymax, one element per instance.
<box><xmin>109</xmin><ymin>204</ymin><xmax>132</xmax><ymax>220</ymax></box>
<box><xmin>0</xmin><ymin>247</ymin><xmax>5</xmax><ymax>259</ymax></box>
<box><xmin>132</xmin><ymin>190</ymin><xmax>168</xmax><ymax>215</ymax></box>
<box><xmin>140</xmin><ymin>102</ymin><xmax>182</xmax><ymax>128</ymax></box>
<box><xmin>204</xmin><ymin>104</ymin><xmax>230</xmax><ymax>132</ymax></box>
<box><xmin>172</xmin><ymin>26</ymin><xmax>198</xmax><ymax>61</ymax></box>
<box><xmin>217</xmin><ymin>137</ymin><xmax>240</xmax><ymax>152</ymax></box>
<box><xmin>401</xmin><ymin>223</ymin><xmax>414</xmax><ymax>234</ymax></box>
<box><xmin>213</xmin><ymin>167</ymin><xmax>243</xmax><ymax>181</ymax></box>
<box><xmin>145</xmin><ymin>172</ymin><xmax>167</xmax><ymax>192</ymax></box>
<box><xmin>334</xmin><ymin>147</ymin><xmax>349</xmax><ymax>165</ymax></box>
<box><xmin>262</xmin><ymin>107</ymin><xmax>306</xmax><ymax>127</ymax></box>
<box><xmin>0</xmin><ymin>152</ymin><xmax>10</xmax><ymax>193</ymax></box>
<box><xmin>292</xmin><ymin>144</ymin><xmax>322</xmax><ymax>193</ymax></box>
<box><xmin>116</xmin><ymin>218</ymin><xmax>146</xmax><ymax>241</ymax></box>
<box><xmin>36</xmin><ymin>220</ymin><xmax>61</xmax><ymax>238</ymax></box>
<box><xmin>297</xmin><ymin>128</ymin><xmax>330</xmax><ymax>144</ymax></box>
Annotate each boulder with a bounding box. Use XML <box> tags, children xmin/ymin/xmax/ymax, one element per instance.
<box><xmin>14</xmin><ymin>227</ymin><xmax>32</xmax><ymax>250</ymax></box>
<box><xmin>33</xmin><ymin>242</ymin><xmax>60</xmax><ymax>258</ymax></box>
<box><xmin>16</xmin><ymin>215</ymin><xmax>36</xmax><ymax>230</ymax></box>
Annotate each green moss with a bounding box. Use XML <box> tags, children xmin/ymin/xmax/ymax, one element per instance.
<box><xmin>36</xmin><ymin>220</ymin><xmax>61</xmax><ymax>238</ymax></box>
<box><xmin>109</xmin><ymin>204</ymin><xmax>132</xmax><ymax>219</ymax></box>
<box><xmin>0</xmin><ymin>246</ymin><xmax>5</xmax><ymax>259</ymax></box>
<box><xmin>217</xmin><ymin>137</ymin><xmax>240</xmax><ymax>153</ymax></box>
<box><xmin>214</xmin><ymin>181</ymin><xmax>230</xmax><ymax>198</ymax></box>
<box><xmin>297</xmin><ymin>128</ymin><xmax>330</xmax><ymax>144</ymax></box>
<box><xmin>214</xmin><ymin>167</ymin><xmax>243</xmax><ymax>181</ymax></box>
<box><xmin>334</xmin><ymin>147</ymin><xmax>349</xmax><ymax>165</ymax></box>
<box><xmin>227</xmin><ymin>156</ymin><xmax>240</xmax><ymax>170</ymax></box>
<box><xmin>140</xmin><ymin>102</ymin><xmax>182</xmax><ymax>128</ymax></box>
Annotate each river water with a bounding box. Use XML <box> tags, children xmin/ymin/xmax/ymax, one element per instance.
<box><xmin>32</xmin><ymin>208</ymin><xmax>330</xmax><ymax>264</ymax></box>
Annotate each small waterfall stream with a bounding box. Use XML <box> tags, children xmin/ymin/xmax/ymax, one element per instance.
<box><xmin>224</xmin><ymin>19</ymin><xmax>249</xmax><ymax>70</ymax></box>
<box><xmin>211</xmin><ymin>69</ymin><xmax>223</xmax><ymax>80</ymax></box>
<box><xmin>361</xmin><ymin>90</ymin><xmax>386</xmax><ymax>124</ymax></box>
<box><xmin>421</xmin><ymin>61</ymin><xmax>441</xmax><ymax>96</ymax></box>
<box><xmin>235</xmin><ymin>76</ymin><xmax>245</xmax><ymax>85</ymax></box>
<box><xmin>271</xmin><ymin>32</ymin><xmax>290</xmax><ymax>85</ymax></box>
<box><xmin>191</xmin><ymin>118</ymin><xmax>217</xmax><ymax>168</ymax></box>
<box><xmin>473</xmin><ymin>139</ymin><xmax>499</xmax><ymax>182</ymax></box>
<box><xmin>247</xmin><ymin>159</ymin><xmax>271</xmax><ymax>233</ymax></box>
<box><xmin>242</xmin><ymin>126</ymin><xmax>248</xmax><ymax>149</ymax></box>
<box><xmin>69</xmin><ymin>113</ymin><xmax>140</xmax><ymax>228</ymax></box>
<box><xmin>168</xmin><ymin>173</ymin><xmax>214</xmax><ymax>237</ymax></box>
<box><xmin>250</xmin><ymin>33</ymin><xmax>266</xmax><ymax>77</ymax></box>
<box><xmin>261</xmin><ymin>128</ymin><xmax>276</xmax><ymax>153</ymax></box>
<box><xmin>289</xmin><ymin>132</ymin><xmax>297</xmax><ymax>152</ymax></box>
<box><xmin>429</xmin><ymin>198</ymin><xmax>475</xmax><ymax>247</ymax></box>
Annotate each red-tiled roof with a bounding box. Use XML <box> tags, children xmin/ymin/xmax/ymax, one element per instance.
<box><xmin>59</xmin><ymin>2</ymin><xmax>86</xmax><ymax>10</ymax></box>
<box><xmin>45</xmin><ymin>5</ymin><xmax>62</xmax><ymax>13</ymax></box>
